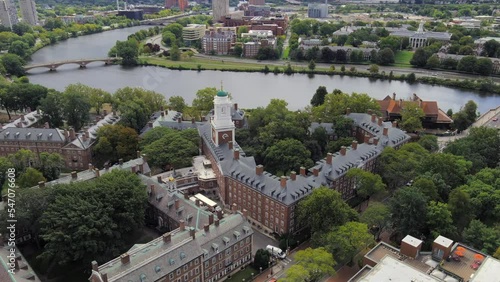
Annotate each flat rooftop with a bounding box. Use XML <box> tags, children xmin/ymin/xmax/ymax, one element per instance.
<box><xmin>193</xmin><ymin>155</ymin><xmax>216</xmax><ymax>180</ymax></box>
<box><xmin>470</xmin><ymin>256</ymin><xmax>500</xmax><ymax>282</ymax></box>
<box><xmin>355</xmin><ymin>256</ymin><xmax>441</xmax><ymax>282</ymax></box>
<box><xmin>440</xmin><ymin>244</ymin><xmax>487</xmax><ymax>281</ymax></box>
<box><xmin>365</xmin><ymin>242</ymin><xmax>434</xmax><ymax>274</ymax></box>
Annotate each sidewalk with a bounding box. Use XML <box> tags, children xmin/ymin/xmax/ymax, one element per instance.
<box><xmin>252</xmin><ymin>264</ymin><xmax>284</xmax><ymax>282</ymax></box>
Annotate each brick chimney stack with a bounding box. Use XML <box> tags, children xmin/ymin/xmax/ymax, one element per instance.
<box><xmin>190</xmin><ymin>227</ymin><xmax>195</xmax><ymax>239</ymax></box>
<box><xmin>157</xmin><ymin>176</ymin><xmax>163</xmax><ymax>183</ymax></box>
<box><xmin>175</xmin><ymin>199</ymin><xmax>180</xmax><ymax>209</ymax></box>
<box><xmin>148</xmin><ymin>121</ymin><xmax>153</xmax><ymax>128</ymax></box>
<box><xmin>195</xmin><ymin>199</ymin><xmax>200</xmax><ymax>207</ymax></box>
<box><xmin>232</xmin><ymin>203</ymin><xmax>237</xmax><ymax>213</ymax></box>
<box><xmin>102</xmin><ymin>273</ymin><xmax>108</xmax><ymax>282</ymax></box>
<box><xmin>234</xmin><ymin>103</ymin><xmax>238</xmax><ymax>110</ymax></box>
<box><xmin>383</xmin><ymin>127</ymin><xmax>389</xmax><ymax>136</ymax></box>
<box><xmin>92</xmin><ymin>261</ymin><xmax>99</xmax><ymax>271</ymax></box>
<box><xmin>161</xmin><ymin>111</ymin><xmax>165</xmax><ymax>117</ymax></box>
<box><xmin>399</xmin><ymin>99</ymin><xmax>403</xmax><ymax>107</ymax></box>
<box><xmin>300</xmin><ymin>167</ymin><xmax>306</xmax><ymax>176</ymax></box>
<box><xmin>378</xmin><ymin>117</ymin><xmax>383</xmax><ymax>126</ymax></box>
<box><xmin>89</xmin><ymin>163</ymin><xmax>93</xmax><ymax>171</ymax></box>
<box><xmin>184</xmin><ymin>193</ymin><xmax>189</xmax><ymax>200</ymax></box>
<box><xmin>71</xmin><ymin>171</ymin><xmax>77</xmax><ymax>180</ymax></box>
<box><xmin>94</xmin><ymin>169</ymin><xmax>100</xmax><ymax>177</ymax></box>
<box><xmin>373</xmin><ymin>137</ymin><xmax>379</xmax><ymax>145</ymax></box>
<box><xmin>313</xmin><ymin>168</ymin><xmax>319</xmax><ymax>177</ymax></box>
<box><xmin>371</xmin><ymin>114</ymin><xmax>376</xmax><ymax>123</ymax></box>
<box><xmin>280</xmin><ymin>176</ymin><xmax>287</xmax><ymax>188</ymax></box>
<box><xmin>364</xmin><ymin>135</ymin><xmax>370</xmax><ymax>144</ymax></box>
<box><xmin>256</xmin><ymin>165</ymin><xmax>263</xmax><ymax>176</ymax></box>
<box><xmin>228</xmin><ymin>141</ymin><xmax>233</xmax><ymax>150</ymax></box>
<box><xmin>204</xmin><ymin>224</ymin><xmax>209</xmax><ymax>232</ymax></box>
<box><xmin>209</xmin><ymin>214</ymin><xmax>214</xmax><ymax>225</ymax></box>
<box><xmin>290</xmin><ymin>171</ymin><xmax>296</xmax><ymax>181</ymax></box>
<box><xmin>217</xmin><ymin>208</ymin><xmax>223</xmax><ymax>220</ymax></box>
<box><xmin>120</xmin><ymin>253</ymin><xmax>130</xmax><ymax>264</ymax></box>
<box><xmin>242</xmin><ymin>209</ymin><xmax>248</xmax><ymax>219</ymax></box>
<box><xmin>326</xmin><ymin>152</ymin><xmax>333</xmax><ymax>164</ymax></box>
<box><xmin>392</xmin><ymin>121</ymin><xmax>398</xmax><ymax>128</ymax></box>
<box><xmin>150</xmin><ymin>184</ymin><xmax>155</xmax><ymax>196</ymax></box>
<box><xmin>234</xmin><ymin>149</ymin><xmax>240</xmax><ymax>160</ymax></box>
<box><xmin>69</xmin><ymin>128</ymin><xmax>76</xmax><ymax>140</ymax></box>
<box><xmin>352</xmin><ymin>140</ymin><xmax>358</xmax><ymax>150</ymax></box>
<box><xmin>393</xmin><ymin>93</ymin><xmax>396</xmax><ymax>100</ymax></box>
<box><xmin>163</xmin><ymin>232</ymin><xmax>171</xmax><ymax>243</ymax></box>
<box><xmin>215</xmin><ymin>218</ymin><xmax>220</xmax><ymax>227</ymax></box>
<box><xmin>179</xmin><ymin>220</ymin><xmax>185</xmax><ymax>231</ymax></box>
<box><xmin>38</xmin><ymin>181</ymin><xmax>45</xmax><ymax>188</ymax></box>
<box><xmin>340</xmin><ymin>146</ymin><xmax>347</xmax><ymax>156</ymax></box>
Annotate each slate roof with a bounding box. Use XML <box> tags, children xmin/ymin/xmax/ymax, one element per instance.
<box><xmin>309</xmin><ymin>122</ymin><xmax>334</xmax><ymax>135</ymax></box>
<box><xmin>390</xmin><ymin>30</ymin><xmax>451</xmax><ymax>40</ymax></box>
<box><xmin>347</xmin><ymin>113</ymin><xmax>410</xmax><ymax>148</ymax></box>
<box><xmin>0</xmin><ymin>128</ymin><xmax>65</xmax><ymax>143</ymax></box>
<box><xmin>0</xmin><ymin>246</ymin><xmax>41</xmax><ymax>282</ymax></box>
<box><xmin>97</xmin><ymin>213</ymin><xmax>252</xmax><ymax>282</ymax></box>
<box><xmin>1</xmin><ymin>110</ymin><xmax>43</xmax><ymax>129</ymax></box>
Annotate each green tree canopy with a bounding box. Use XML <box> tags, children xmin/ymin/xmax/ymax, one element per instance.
<box><xmin>400</xmin><ymin>101</ymin><xmax>425</xmax><ymax>132</ymax></box>
<box><xmin>62</xmin><ymin>85</ymin><xmax>92</xmax><ymax>131</ymax></box>
<box><xmin>390</xmin><ymin>187</ymin><xmax>428</xmax><ymax>238</ymax></box>
<box><xmin>18</xmin><ymin>167</ymin><xmax>46</xmax><ymax>188</ymax></box>
<box><xmin>142</xmin><ymin>130</ymin><xmax>198</xmax><ymax>170</ymax></box>
<box><xmin>93</xmin><ymin>125</ymin><xmax>139</xmax><ymax>166</ymax></box>
<box><xmin>323</xmin><ymin>222</ymin><xmax>373</xmax><ymax>263</ymax></box>
<box><xmin>346</xmin><ymin>168</ymin><xmax>386</xmax><ymax>199</ymax></box>
<box><xmin>360</xmin><ymin>202</ymin><xmax>391</xmax><ymax>241</ymax></box>
<box><xmin>192</xmin><ymin>87</ymin><xmax>217</xmax><ymax>113</ymax></box>
<box><xmin>263</xmin><ymin>138</ymin><xmax>313</xmax><ymax>175</ymax></box>
<box><xmin>280</xmin><ymin>247</ymin><xmax>336</xmax><ymax>282</ymax></box>
<box><xmin>310</xmin><ymin>86</ymin><xmax>328</xmax><ymax>107</ymax></box>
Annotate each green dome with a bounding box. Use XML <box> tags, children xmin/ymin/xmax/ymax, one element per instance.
<box><xmin>217</xmin><ymin>90</ymin><xmax>228</xmax><ymax>97</ymax></box>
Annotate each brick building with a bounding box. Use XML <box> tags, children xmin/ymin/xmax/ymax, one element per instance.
<box><xmin>165</xmin><ymin>0</ymin><xmax>188</xmax><ymax>10</ymax></box>
<box><xmin>222</xmin><ymin>15</ymin><xmax>288</xmax><ymax>32</ymax></box>
<box><xmin>202</xmin><ymin>28</ymin><xmax>237</xmax><ymax>55</ymax></box>
<box><xmin>198</xmin><ymin>91</ymin><xmax>410</xmax><ymax>235</ymax></box>
<box><xmin>89</xmin><ymin>213</ymin><xmax>252</xmax><ymax>282</ymax></box>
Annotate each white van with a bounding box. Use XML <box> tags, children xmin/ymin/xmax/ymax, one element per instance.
<box><xmin>266</xmin><ymin>245</ymin><xmax>286</xmax><ymax>259</ymax></box>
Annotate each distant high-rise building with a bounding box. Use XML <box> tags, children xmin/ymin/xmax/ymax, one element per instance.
<box><xmin>165</xmin><ymin>0</ymin><xmax>188</xmax><ymax>11</ymax></box>
<box><xmin>0</xmin><ymin>0</ymin><xmax>18</xmax><ymax>29</ymax></box>
<box><xmin>212</xmin><ymin>0</ymin><xmax>229</xmax><ymax>22</ymax></box>
<box><xmin>19</xmin><ymin>0</ymin><xmax>38</xmax><ymax>25</ymax></box>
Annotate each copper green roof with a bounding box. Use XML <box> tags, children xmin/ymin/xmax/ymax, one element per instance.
<box><xmin>217</xmin><ymin>90</ymin><xmax>228</xmax><ymax>97</ymax></box>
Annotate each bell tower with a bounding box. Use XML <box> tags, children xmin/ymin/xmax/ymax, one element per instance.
<box><xmin>211</xmin><ymin>84</ymin><xmax>235</xmax><ymax>146</ymax></box>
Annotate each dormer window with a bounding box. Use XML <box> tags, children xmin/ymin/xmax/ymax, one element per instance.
<box><xmin>223</xmin><ymin>237</ymin><xmax>230</xmax><ymax>245</ymax></box>
<box><xmin>212</xmin><ymin>243</ymin><xmax>219</xmax><ymax>253</ymax></box>
<box><xmin>233</xmin><ymin>231</ymin><xmax>240</xmax><ymax>240</ymax></box>
<box><xmin>243</xmin><ymin>226</ymin><xmax>251</xmax><ymax>235</ymax></box>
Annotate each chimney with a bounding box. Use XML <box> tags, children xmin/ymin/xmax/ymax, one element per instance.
<box><xmin>119</xmin><ymin>159</ymin><xmax>123</xmax><ymax>165</ymax></box>
<box><xmin>85</xmin><ymin>130</ymin><xmax>90</xmax><ymax>139</ymax></box>
<box><xmin>413</xmin><ymin>93</ymin><xmax>417</xmax><ymax>101</ymax></box>
<box><xmin>242</xmin><ymin>209</ymin><xmax>248</xmax><ymax>219</ymax></box>
<box><xmin>184</xmin><ymin>193</ymin><xmax>189</xmax><ymax>200</ymax></box>
<box><xmin>71</xmin><ymin>171</ymin><xmax>77</xmax><ymax>179</ymax></box>
<box><xmin>95</xmin><ymin>116</ymin><xmax>101</xmax><ymax>122</ymax></box>
<box><xmin>209</xmin><ymin>214</ymin><xmax>214</xmax><ymax>225</ymax></box>
<box><xmin>139</xmin><ymin>163</ymin><xmax>144</xmax><ymax>173</ymax></box>
<box><xmin>228</xmin><ymin>141</ymin><xmax>233</xmax><ymax>150</ymax></box>
<box><xmin>102</xmin><ymin>273</ymin><xmax>108</xmax><ymax>282</ymax></box>
<box><xmin>232</xmin><ymin>203</ymin><xmax>237</xmax><ymax>213</ymax></box>
<box><xmin>38</xmin><ymin>181</ymin><xmax>45</xmax><ymax>188</ymax></box>
<box><xmin>373</xmin><ymin>137</ymin><xmax>379</xmax><ymax>145</ymax></box>
<box><xmin>326</xmin><ymin>152</ymin><xmax>333</xmax><ymax>164</ymax></box>
<box><xmin>44</xmin><ymin>122</ymin><xmax>49</xmax><ymax>129</ymax></box>
<box><xmin>364</xmin><ymin>135</ymin><xmax>370</xmax><ymax>144</ymax></box>
<box><xmin>313</xmin><ymin>168</ymin><xmax>319</xmax><ymax>177</ymax></box>
<box><xmin>256</xmin><ymin>165</ymin><xmax>263</xmax><ymax>175</ymax></box>
<box><xmin>148</xmin><ymin>121</ymin><xmax>153</xmax><ymax>128</ymax></box>
<box><xmin>14</xmin><ymin>256</ymin><xmax>19</xmax><ymax>270</ymax></box>
<box><xmin>160</xmin><ymin>106</ymin><xmax>164</xmax><ymax>111</ymax></box>
<box><xmin>69</xmin><ymin>128</ymin><xmax>76</xmax><ymax>140</ymax></box>
<box><xmin>280</xmin><ymin>176</ymin><xmax>287</xmax><ymax>188</ymax></box>
<box><xmin>103</xmin><ymin>109</ymin><xmax>108</xmax><ymax>116</ymax></box>
<box><xmin>378</xmin><ymin>117</ymin><xmax>383</xmax><ymax>126</ymax></box>
<box><xmin>383</xmin><ymin>127</ymin><xmax>389</xmax><ymax>136</ymax></box>
<box><xmin>346</xmin><ymin>108</ymin><xmax>351</xmax><ymax>115</ymax></box>
<box><xmin>290</xmin><ymin>171</ymin><xmax>296</xmax><ymax>181</ymax></box>
<box><xmin>89</xmin><ymin>163</ymin><xmax>93</xmax><ymax>171</ymax></box>
<box><xmin>204</xmin><ymin>224</ymin><xmax>209</xmax><ymax>232</ymax></box>
<box><xmin>191</xmin><ymin>118</ymin><xmax>195</xmax><ymax>124</ymax></box>
<box><xmin>215</xmin><ymin>218</ymin><xmax>220</xmax><ymax>227</ymax></box>
<box><xmin>104</xmin><ymin>163</ymin><xmax>109</xmax><ymax>170</ymax></box>
<box><xmin>177</xmin><ymin>118</ymin><xmax>182</xmax><ymax>123</ymax></box>
<box><xmin>150</xmin><ymin>184</ymin><xmax>155</xmax><ymax>196</ymax></box>
<box><xmin>21</xmin><ymin>115</ymin><xmax>25</xmax><ymax>121</ymax></box>
<box><xmin>135</xmin><ymin>164</ymin><xmax>140</xmax><ymax>173</ymax></box>
<box><xmin>392</xmin><ymin>93</ymin><xmax>396</xmax><ymax>100</ymax></box>
<box><xmin>161</xmin><ymin>111</ymin><xmax>165</xmax><ymax>117</ymax></box>
<box><xmin>95</xmin><ymin>169</ymin><xmax>100</xmax><ymax>177</ymax></box>
<box><xmin>195</xmin><ymin>199</ymin><xmax>200</xmax><ymax>206</ymax></box>
<box><xmin>234</xmin><ymin>149</ymin><xmax>240</xmax><ymax>160</ymax></box>
<box><xmin>157</xmin><ymin>176</ymin><xmax>163</xmax><ymax>183</ymax></box>
<box><xmin>234</xmin><ymin>103</ymin><xmax>238</xmax><ymax>110</ymax></box>
<box><xmin>371</xmin><ymin>114</ymin><xmax>376</xmax><ymax>123</ymax></box>
<box><xmin>418</xmin><ymin>99</ymin><xmax>422</xmax><ymax>108</ymax></box>
<box><xmin>137</xmin><ymin>151</ymin><xmax>141</xmax><ymax>158</ymax></box>
<box><xmin>189</xmin><ymin>227</ymin><xmax>195</xmax><ymax>239</ymax></box>
<box><xmin>120</xmin><ymin>253</ymin><xmax>130</xmax><ymax>264</ymax></box>
<box><xmin>163</xmin><ymin>232</ymin><xmax>171</xmax><ymax>243</ymax></box>
<box><xmin>300</xmin><ymin>167</ymin><xmax>306</xmax><ymax>176</ymax></box>
<box><xmin>91</xmin><ymin>261</ymin><xmax>99</xmax><ymax>271</ymax></box>
<box><xmin>16</xmin><ymin>122</ymin><xmax>22</xmax><ymax>128</ymax></box>
<box><xmin>367</xmin><ymin>109</ymin><xmax>373</xmax><ymax>115</ymax></box>
<box><xmin>131</xmin><ymin>165</ymin><xmax>136</xmax><ymax>173</ymax></box>
<box><xmin>340</xmin><ymin>146</ymin><xmax>347</xmax><ymax>156</ymax></box>
<box><xmin>175</xmin><ymin>199</ymin><xmax>180</xmax><ymax>209</ymax></box>
<box><xmin>392</xmin><ymin>121</ymin><xmax>398</xmax><ymax>128</ymax></box>
<box><xmin>179</xmin><ymin>220</ymin><xmax>185</xmax><ymax>231</ymax></box>
<box><xmin>217</xmin><ymin>208</ymin><xmax>223</xmax><ymax>220</ymax></box>
<box><xmin>82</xmin><ymin>133</ymin><xmax>87</xmax><ymax>142</ymax></box>
<box><xmin>352</xmin><ymin>140</ymin><xmax>358</xmax><ymax>150</ymax></box>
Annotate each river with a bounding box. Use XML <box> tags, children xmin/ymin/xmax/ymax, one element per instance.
<box><xmin>28</xmin><ymin>26</ymin><xmax>500</xmax><ymax>113</ymax></box>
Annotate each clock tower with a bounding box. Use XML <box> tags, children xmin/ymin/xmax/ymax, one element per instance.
<box><xmin>211</xmin><ymin>87</ymin><xmax>235</xmax><ymax>146</ymax></box>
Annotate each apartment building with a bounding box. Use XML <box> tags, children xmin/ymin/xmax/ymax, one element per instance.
<box><xmin>89</xmin><ymin>213</ymin><xmax>253</xmax><ymax>282</ymax></box>
<box><xmin>19</xmin><ymin>0</ymin><xmax>38</xmax><ymax>25</ymax></box>
<box><xmin>212</xmin><ymin>0</ymin><xmax>229</xmax><ymax>22</ymax></box>
<box><xmin>241</xmin><ymin>30</ymin><xmax>276</xmax><ymax>58</ymax></box>
<box><xmin>202</xmin><ymin>28</ymin><xmax>236</xmax><ymax>55</ymax></box>
<box><xmin>183</xmin><ymin>24</ymin><xmax>207</xmax><ymax>41</ymax></box>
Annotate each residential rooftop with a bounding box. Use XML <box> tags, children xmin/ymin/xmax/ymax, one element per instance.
<box><xmin>1</xmin><ymin>110</ymin><xmax>43</xmax><ymax>130</ymax></box>
<box><xmin>364</xmin><ymin>242</ymin><xmax>435</xmax><ymax>274</ymax></box>
<box><xmin>0</xmin><ymin>245</ymin><xmax>41</xmax><ymax>282</ymax></box>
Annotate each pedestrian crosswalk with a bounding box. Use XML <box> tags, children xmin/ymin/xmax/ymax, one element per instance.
<box><xmin>280</xmin><ymin>258</ymin><xmax>293</xmax><ymax>265</ymax></box>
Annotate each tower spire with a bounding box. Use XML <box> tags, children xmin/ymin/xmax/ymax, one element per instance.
<box><xmin>220</xmin><ymin>80</ymin><xmax>223</xmax><ymax>91</ymax></box>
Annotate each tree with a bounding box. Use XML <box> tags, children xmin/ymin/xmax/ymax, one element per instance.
<box><xmin>407</xmin><ymin>72</ymin><xmax>416</xmax><ymax>83</ymax></box>
<box><xmin>426</xmin><ymin>54</ymin><xmax>440</xmax><ymax>69</ymax></box>
<box><xmin>410</xmin><ymin>48</ymin><xmax>430</xmax><ymax>67</ymax></box>
<box><xmin>192</xmin><ymin>87</ymin><xmax>217</xmax><ymax>113</ymax></box>
<box><xmin>417</xmin><ymin>135</ymin><xmax>438</xmax><ymax>152</ymax></box>
<box><xmin>8</xmin><ymin>40</ymin><xmax>30</xmax><ymax>58</ymax></box>
<box><xmin>457</xmin><ymin>56</ymin><xmax>477</xmax><ymax>73</ymax></box>
<box><xmin>114</xmin><ymin>39</ymin><xmax>139</xmax><ymax>65</ymax></box>
<box><xmin>163</xmin><ymin>23</ymin><xmax>183</xmax><ymax>39</ymax></box>
<box><xmin>340</xmin><ymin>65</ymin><xmax>345</xmax><ymax>72</ymax></box>
<box><xmin>17</xmin><ymin>168</ymin><xmax>46</xmax><ymax>188</ymax></box>
<box><xmin>281</xmin><ymin>248</ymin><xmax>336</xmax><ymax>282</ymax></box>
<box><xmin>162</xmin><ymin>31</ymin><xmax>176</xmax><ymax>47</ymax></box>
<box><xmin>377</xmin><ymin>48</ymin><xmax>394</xmax><ymax>65</ymax></box>
<box><xmin>400</xmin><ymin>101</ymin><xmax>424</xmax><ymax>132</ymax></box>
<box><xmin>253</xmin><ymin>249</ymin><xmax>270</xmax><ymax>270</ymax></box>
<box><xmin>448</xmin><ymin>189</ymin><xmax>474</xmax><ymax>232</ymax></box>
<box><xmin>298</xmin><ymin>187</ymin><xmax>357</xmax><ymax>235</ymax></box>
<box><xmin>169</xmin><ymin>96</ymin><xmax>187</xmax><ymax>112</ymax></box>
<box><xmin>427</xmin><ymin>201</ymin><xmax>456</xmax><ymax>239</ymax></box>
<box><xmin>64</xmin><ymin>83</ymin><xmax>111</xmax><ymax>115</ymax></box>
<box><xmin>310</xmin><ymin>86</ymin><xmax>327</xmax><ymax>107</ymax></box>
<box><xmin>390</xmin><ymin>187</ymin><xmax>428</xmax><ymax>237</ymax></box>
<box><xmin>38</xmin><ymin>170</ymin><xmax>147</xmax><ymax>269</ymax></box>
<box><xmin>37</xmin><ymin>152</ymin><xmax>65</xmax><ymax>181</ymax></box>
<box><xmin>463</xmin><ymin>220</ymin><xmax>500</xmax><ymax>255</ymax></box>
<box><xmin>0</xmin><ymin>157</ymin><xmax>13</xmax><ymax>188</ymax></box>
<box><xmin>1</xmin><ymin>53</ymin><xmax>25</xmax><ymax>76</ymax></box>
<box><xmin>308</xmin><ymin>60</ymin><xmax>316</xmax><ymax>72</ymax></box>
<box><xmin>264</xmin><ymin>138</ymin><xmax>313</xmax><ymax>175</ymax></box>
<box><xmin>113</xmin><ymin>87</ymin><xmax>166</xmax><ymax>115</ymax></box>
<box><xmin>441</xmin><ymin>57</ymin><xmax>458</xmax><ymax>70</ymax></box>
<box><xmin>118</xmin><ymin>99</ymin><xmax>150</xmax><ymax>132</ymax></box>
<box><xmin>346</xmin><ymin>168</ymin><xmax>386</xmax><ymax>199</ymax></box>
<box><xmin>8</xmin><ymin>149</ymin><xmax>35</xmax><ymax>173</ymax></box>
<box><xmin>368</xmin><ymin>64</ymin><xmax>379</xmax><ymax>74</ymax></box>
<box><xmin>475</xmin><ymin>58</ymin><xmax>493</xmax><ymax>76</ymax></box>
<box><xmin>62</xmin><ymin>87</ymin><xmax>91</xmax><ymax>131</ymax></box>
<box><xmin>324</xmin><ymin>222</ymin><xmax>373</xmax><ymax>263</ymax></box>
<box><xmin>321</xmin><ymin>47</ymin><xmax>335</xmax><ymax>62</ymax></box>
<box><xmin>170</xmin><ymin>44</ymin><xmax>181</xmax><ymax>61</ymax></box>
<box><xmin>142</xmin><ymin>132</ymin><xmax>198</xmax><ymax>170</ymax></box>
<box><xmin>360</xmin><ymin>202</ymin><xmax>391</xmax><ymax>241</ymax></box>
<box><xmin>412</xmin><ymin>177</ymin><xmax>438</xmax><ymax>201</ymax></box>
<box><xmin>419</xmin><ymin>153</ymin><xmax>471</xmax><ymax>191</ymax></box>
<box><xmin>93</xmin><ymin>125</ymin><xmax>139</xmax><ymax>165</ymax></box>
<box><xmin>40</xmin><ymin>90</ymin><xmax>65</xmax><ymax>128</ymax></box>
<box><xmin>483</xmin><ymin>39</ymin><xmax>500</xmax><ymax>57</ymax></box>
<box><xmin>233</xmin><ymin>45</ymin><xmax>243</xmax><ymax>57</ymax></box>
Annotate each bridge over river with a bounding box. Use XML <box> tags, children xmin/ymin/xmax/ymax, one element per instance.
<box><xmin>24</xmin><ymin>58</ymin><xmax>120</xmax><ymax>71</ymax></box>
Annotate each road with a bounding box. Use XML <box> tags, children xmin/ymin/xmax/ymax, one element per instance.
<box><xmin>252</xmin><ymin>229</ymin><xmax>279</xmax><ymax>256</ymax></box>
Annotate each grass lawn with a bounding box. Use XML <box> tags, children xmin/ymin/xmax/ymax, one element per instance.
<box><xmin>225</xmin><ymin>266</ymin><xmax>259</xmax><ymax>282</ymax></box>
<box><xmin>141</xmin><ymin>56</ymin><xmax>266</xmax><ymax>71</ymax></box>
<box><xmin>282</xmin><ymin>47</ymin><xmax>290</xmax><ymax>59</ymax></box>
<box><xmin>394</xmin><ymin>51</ymin><xmax>414</xmax><ymax>68</ymax></box>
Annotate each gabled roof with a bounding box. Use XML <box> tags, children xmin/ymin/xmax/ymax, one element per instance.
<box><xmin>0</xmin><ymin>128</ymin><xmax>65</xmax><ymax>143</ymax></box>
<box><xmin>1</xmin><ymin>110</ymin><xmax>43</xmax><ymax>130</ymax></box>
